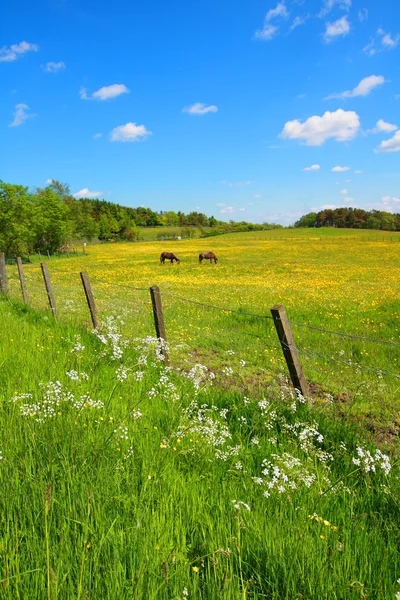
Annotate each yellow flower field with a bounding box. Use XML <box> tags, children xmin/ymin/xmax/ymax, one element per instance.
<box><xmin>5</xmin><ymin>227</ymin><xmax>400</xmax><ymax>417</ymax></box>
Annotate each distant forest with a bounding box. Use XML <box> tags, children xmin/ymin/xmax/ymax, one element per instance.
<box><xmin>0</xmin><ymin>179</ymin><xmax>281</xmax><ymax>255</ymax></box>
<box><xmin>295</xmin><ymin>207</ymin><xmax>400</xmax><ymax>231</ymax></box>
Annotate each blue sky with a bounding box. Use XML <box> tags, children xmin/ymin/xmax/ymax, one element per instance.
<box><xmin>1</xmin><ymin>0</ymin><xmax>399</xmax><ymax>224</ymax></box>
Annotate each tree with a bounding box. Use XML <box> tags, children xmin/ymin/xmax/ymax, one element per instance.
<box><xmin>294</xmin><ymin>213</ymin><xmax>317</xmax><ymax>228</ymax></box>
<box><xmin>0</xmin><ymin>181</ymin><xmax>35</xmax><ymax>255</ymax></box>
<box><xmin>34</xmin><ymin>188</ymin><xmax>73</xmax><ymax>252</ymax></box>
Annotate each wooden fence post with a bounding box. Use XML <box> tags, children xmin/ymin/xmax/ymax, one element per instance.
<box><xmin>270</xmin><ymin>304</ymin><xmax>309</xmax><ymax>397</ymax></box>
<box><xmin>149</xmin><ymin>285</ymin><xmax>169</xmax><ymax>364</ymax></box>
<box><xmin>80</xmin><ymin>271</ymin><xmax>99</xmax><ymax>329</ymax></box>
<box><xmin>40</xmin><ymin>263</ymin><xmax>56</xmax><ymax>316</ymax></box>
<box><xmin>0</xmin><ymin>253</ymin><xmax>8</xmax><ymax>295</ymax></box>
<box><xmin>16</xmin><ymin>257</ymin><xmax>29</xmax><ymax>304</ymax></box>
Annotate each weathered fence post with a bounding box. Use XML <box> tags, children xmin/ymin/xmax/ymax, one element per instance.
<box><xmin>270</xmin><ymin>304</ymin><xmax>309</xmax><ymax>397</ymax></box>
<box><xmin>0</xmin><ymin>253</ymin><xmax>8</xmax><ymax>295</ymax></box>
<box><xmin>16</xmin><ymin>257</ymin><xmax>29</xmax><ymax>304</ymax></box>
<box><xmin>40</xmin><ymin>263</ymin><xmax>56</xmax><ymax>316</ymax></box>
<box><xmin>149</xmin><ymin>285</ymin><xmax>169</xmax><ymax>364</ymax></box>
<box><xmin>80</xmin><ymin>271</ymin><xmax>99</xmax><ymax>329</ymax></box>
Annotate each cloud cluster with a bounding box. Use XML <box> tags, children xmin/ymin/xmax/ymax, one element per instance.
<box><xmin>281</xmin><ymin>109</ymin><xmax>360</xmax><ymax>146</ymax></box>
<box><xmin>254</xmin><ymin>1</ymin><xmax>288</xmax><ymax>41</ymax></box>
<box><xmin>0</xmin><ymin>41</ymin><xmax>38</xmax><ymax>63</ymax></box>
<box><xmin>183</xmin><ymin>103</ymin><xmax>218</xmax><ymax>115</ymax></box>
<box><xmin>110</xmin><ymin>122</ymin><xmax>152</xmax><ymax>142</ymax></box>
<box><xmin>364</xmin><ymin>28</ymin><xmax>400</xmax><ymax>55</ymax></box>
<box><xmin>319</xmin><ymin>0</ymin><xmax>352</xmax><ymax>18</ymax></box>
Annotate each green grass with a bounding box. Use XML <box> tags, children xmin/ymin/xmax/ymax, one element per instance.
<box><xmin>0</xmin><ymin>298</ymin><xmax>399</xmax><ymax>599</ymax></box>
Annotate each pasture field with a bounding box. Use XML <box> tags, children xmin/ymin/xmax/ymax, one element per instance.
<box><xmin>4</xmin><ymin>227</ymin><xmax>400</xmax><ymax>426</ymax></box>
<box><xmin>0</xmin><ymin>294</ymin><xmax>399</xmax><ymax>599</ymax></box>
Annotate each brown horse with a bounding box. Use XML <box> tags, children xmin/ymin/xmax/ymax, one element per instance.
<box><xmin>199</xmin><ymin>251</ymin><xmax>218</xmax><ymax>264</ymax></box>
<box><xmin>160</xmin><ymin>251</ymin><xmax>180</xmax><ymax>264</ymax></box>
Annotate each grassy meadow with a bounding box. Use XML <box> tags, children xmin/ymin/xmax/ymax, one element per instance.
<box><xmin>0</xmin><ymin>227</ymin><xmax>400</xmax><ymax>598</ymax></box>
<box><xmin>4</xmin><ymin>227</ymin><xmax>400</xmax><ymax>424</ymax></box>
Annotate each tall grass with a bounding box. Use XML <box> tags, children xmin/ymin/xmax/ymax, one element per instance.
<box><xmin>0</xmin><ymin>298</ymin><xmax>399</xmax><ymax>599</ymax></box>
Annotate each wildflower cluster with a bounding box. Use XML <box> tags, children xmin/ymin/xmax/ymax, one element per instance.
<box><xmin>12</xmin><ymin>381</ymin><xmax>104</xmax><ymax>422</ymax></box>
<box><xmin>95</xmin><ymin>316</ymin><xmax>129</xmax><ymax>360</ymax></box>
<box><xmin>255</xmin><ymin>452</ymin><xmax>317</xmax><ymax>498</ymax></box>
<box><xmin>134</xmin><ymin>336</ymin><xmax>169</xmax><ymax>365</ymax></box>
<box><xmin>352</xmin><ymin>446</ymin><xmax>392</xmax><ymax>476</ymax></box>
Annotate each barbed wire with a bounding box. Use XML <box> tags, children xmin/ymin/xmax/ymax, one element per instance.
<box><xmin>277</xmin><ymin>317</ymin><xmax>400</xmax><ymax>349</ymax></box>
<box><xmin>288</xmin><ymin>342</ymin><xmax>400</xmax><ymax>380</ymax></box>
<box><xmin>152</xmin><ymin>288</ymin><xmax>274</xmax><ymax>320</ymax></box>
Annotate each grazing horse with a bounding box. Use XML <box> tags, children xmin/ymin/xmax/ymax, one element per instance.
<box><xmin>199</xmin><ymin>251</ymin><xmax>218</xmax><ymax>264</ymax></box>
<box><xmin>160</xmin><ymin>251</ymin><xmax>180</xmax><ymax>264</ymax></box>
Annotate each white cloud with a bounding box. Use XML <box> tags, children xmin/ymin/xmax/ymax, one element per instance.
<box><xmin>254</xmin><ymin>24</ymin><xmax>279</xmax><ymax>40</ymax></box>
<box><xmin>220</xmin><ymin>206</ymin><xmax>235</xmax><ymax>214</ymax></box>
<box><xmin>358</xmin><ymin>8</ymin><xmax>368</xmax><ymax>21</ymax></box>
<box><xmin>0</xmin><ymin>41</ymin><xmax>38</xmax><ymax>63</ymax></box>
<box><xmin>290</xmin><ymin>15</ymin><xmax>309</xmax><ymax>31</ymax></box>
<box><xmin>183</xmin><ymin>103</ymin><xmax>218</xmax><ymax>115</ymax></box>
<box><xmin>45</xmin><ymin>179</ymin><xmax>53</xmax><ymax>184</ymax></box>
<box><xmin>343</xmin><ymin>197</ymin><xmax>355</xmax><ymax>203</ymax></box>
<box><xmin>43</xmin><ymin>61</ymin><xmax>66</xmax><ymax>73</ymax></box>
<box><xmin>376</xmin><ymin>130</ymin><xmax>400</xmax><ymax>153</ymax></box>
<box><xmin>354</xmin><ymin>170</ymin><xmax>362</xmax><ymax>174</ymax></box>
<box><xmin>80</xmin><ymin>88</ymin><xmax>89</xmax><ymax>100</ymax></box>
<box><xmin>368</xmin><ymin>119</ymin><xmax>398</xmax><ymax>134</ymax></box>
<box><xmin>281</xmin><ymin>108</ymin><xmax>360</xmax><ymax>146</ymax></box>
<box><xmin>254</xmin><ymin>1</ymin><xmax>288</xmax><ymax>41</ymax></box>
<box><xmin>340</xmin><ymin>189</ymin><xmax>348</xmax><ymax>194</ymax></box>
<box><xmin>332</xmin><ymin>165</ymin><xmax>350</xmax><ymax>172</ymax></box>
<box><xmin>326</xmin><ymin>75</ymin><xmax>385</xmax><ymax>99</ymax></box>
<box><xmin>110</xmin><ymin>122</ymin><xmax>152</xmax><ymax>142</ymax></box>
<box><xmin>239</xmin><ymin>208</ymin><xmax>245</xmax><ymax>212</ymax></box>
<box><xmin>319</xmin><ymin>0</ymin><xmax>351</xmax><ymax>17</ymax></box>
<box><xmin>320</xmin><ymin>204</ymin><xmax>337</xmax><ymax>210</ymax></box>
<box><xmin>266</xmin><ymin>1</ymin><xmax>288</xmax><ymax>21</ymax></box>
<box><xmin>216</xmin><ymin>203</ymin><xmax>226</xmax><ymax>207</ymax></box>
<box><xmin>379</xmin><ymin>29</ymin><xmax>400</xmax><ymax>49</ymax></box>
<box><xmin>93</xmin><ymin>133</ymin><xmax>102</xmax><ymax>139</ymax></box>
<box><xmin>303</xmin><ymin>164</ymin><xmax>320</xmax><ymax>171</ymax></box>
<box><xmin>92</xmin><ymin>84</ymin><xmax>129</xmax><ymax>100</ymax></box>
<box><xmin>324</xmin><ymin>16</ymin><xmax>350</xmax><ymax>42</ymax></box>
<box><xmin>364</xmin><ymin>29</ymin><xmax>400</xmax><ymax>55</ymax></box>
<box><xmin>9</xmin><ymin>103</ymin><xmax>34</xmax><ymax>127</ymax></box>
<box><xmin>73</xmin><ymin>188</ymin><xmax>103</xmax><ymax>199</ymax></box>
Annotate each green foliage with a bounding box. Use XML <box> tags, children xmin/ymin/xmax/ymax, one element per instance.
<box><xmin>0</xmin><ymin>179</ymin><xmax>281</xmax><ymax>254</ymax></box>
<box><xmin>295</xmin><ymin>207</ymin><xmax>400</xmax><ymax>230</ymax></box>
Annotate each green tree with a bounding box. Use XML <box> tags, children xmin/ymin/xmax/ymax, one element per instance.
<box><xmin>34</xmin><ymin>188</ymin><xmax>73</xmax><ymax>252</ymax></box>
<box><xmin>0</xmin><ymin>181</ymin><xmax>35</xmax><ymax>255</ymax></box>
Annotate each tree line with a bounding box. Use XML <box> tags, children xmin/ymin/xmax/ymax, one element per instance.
<box><xmin>294</xmin><ymin>207</ymin><xmax>400</xmax><ymax>231</ymax></box>
<box><xmin>0</xmin><ymin>179</ymin><xmax>280</xmax><ymax>255</ymax></box>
